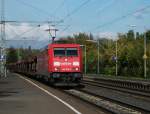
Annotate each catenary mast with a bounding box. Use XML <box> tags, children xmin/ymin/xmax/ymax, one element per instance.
<box><xmin>0</xmin><ymin>0</ymin><xmax>6</xmax><ymax>77</ymax></box>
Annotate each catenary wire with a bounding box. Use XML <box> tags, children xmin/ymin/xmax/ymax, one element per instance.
<box><xmin>89</xmin><ymin>4</ymin><xmax>150</xmax><ymax>32</ymax></box>
<box><xmin>15</xmin><ymin>0</ymin><xmax>53</xmax><ymax>17</ymax></box>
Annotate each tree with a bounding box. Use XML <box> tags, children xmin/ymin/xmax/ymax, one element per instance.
<box><xmin>146</xmin><ymin>30</ymin><xmax>150</xmax><ymax>42</ymax></box>
<box><xmin>127</xmin><ymin>30</ymin><xmax>135</xmax><ymax>40</ymax></box>
<box><xmin>54</xmin><ymin>31</ymin><xmax>150</xmax><ymax>77</ymax></box>
<box><xmin>136</xmin><ymin>32</ymin><xmax>140</xmax><ymax>39</ymax></box>
<box><xmin>6</xmin><ymin>47</ymin><xmax>18</xmax><ymax>64</ymax></box>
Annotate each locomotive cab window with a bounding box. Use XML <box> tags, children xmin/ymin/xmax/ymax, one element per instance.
<box><xmin>66</xmin><ymin>48</ymin><xmax>78</xmax><ymax>56</ymax></box>
<box><xmin>54</xmin><ymin>48</ymin><xmax>65</xmax><ymax>56</ymax></box>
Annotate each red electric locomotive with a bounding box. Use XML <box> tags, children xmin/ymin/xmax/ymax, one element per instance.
<box><xmin>7</xmin><ymin>43</ymin><xmax>83</xmax><ymax>86</ymax></box>
<box><xmin>36</xmin><ymin>43</ymin><xmax>83</xmax><ymax>86</ymax></box>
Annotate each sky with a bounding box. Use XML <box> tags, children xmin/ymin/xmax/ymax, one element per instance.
<box><xmin>2</xmin><ymin>0</ymin><xmax>150</xmax><ymax>41</ymax></box>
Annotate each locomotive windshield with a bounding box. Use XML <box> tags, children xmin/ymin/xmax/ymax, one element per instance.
<box><xmin>54</xmin><ymin>48</ymin><xmax>65</xmax><ymax>56</ymax></box>
<box><xmin>66</xmin><ymin>48</ymin><xmax>78</xmax><ymax>56</ymax></box>
<box><xmin>54</xmin><ymin>47</ymin><xmax>78</xmax><ymax>56</ymax></box>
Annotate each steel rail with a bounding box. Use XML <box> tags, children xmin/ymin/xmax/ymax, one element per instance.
<box><xmin>76</xmin><ymin>86</ymin><xmax>150</xmax><ymax>114</ymax></box>
<box><xmin>83</xmin><ymin>77</ymin><xmax>150</xmax><ymax>93</ymax></box>
<box><xmin>82</xmin><ymin>79</ymin><xmax>150</xmax><ymax>98</ymax></box>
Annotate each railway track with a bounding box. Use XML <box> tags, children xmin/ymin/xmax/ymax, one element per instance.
<box><xmin>74</xmin><ymin>78</ymin><xmax>150</xmax><ymax>114</ymax></box>
<box><xmin>84</xmin><ymin>77</ymin><xmax>150</xmax><ymax>94</ymax></box>
<box><xmin>82</xmin><ymin>79</ymin><xmax>150</xmax><ymax>98</ymax></box>
<box><xmin>17</xmin><ymin>73</ymin><xmax>150</xmax><ymax>114</ymax></box>
<box><xmin>65</xmin><ymin>89</ymin><xmax>143</xmax><ymax>114</ymax></box>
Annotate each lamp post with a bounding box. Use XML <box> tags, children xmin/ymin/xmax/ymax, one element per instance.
<box><xmin>86</xmin><ymin>39</ymin><xmax>100</xmax><ymax>74</ymax></box>
<box><xmin>143</xmin><ymin>30</ymin><xmax>147</xmax><ymax>78</ymax></box>
<box><xmin>80</xmin><ymin>45</ymin><xmax>86</xmax><ymax>74</ymax></box>
<box><xmin>115</xmin><ymin>39</ymin><xmax>118</xmax><ymax>76</ymax></box>
<box><xmin>129</xmin><ymin>25</ymin><xmax>147</xmax><ymax>78</ymax></box>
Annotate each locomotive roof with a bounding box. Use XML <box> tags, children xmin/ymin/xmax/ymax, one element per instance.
<box><xmin>48</xmin><ymin>43</ymin><xmax>80</xmax><ymax>48</ymax></box>
<box><xmin>40</xmin><ymin>43</ymin><xmax>80</xmax><ymax>51</ymax></box>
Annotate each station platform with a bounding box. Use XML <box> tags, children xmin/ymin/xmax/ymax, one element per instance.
<box><xmin>0</xmin><ymin>73</ymin><xmax>105</xmax><ymax>114</ymax></box>
<box><xmin>0</xmin><ymin>73</ymin><xmax>78</xmax><ymax>114</ymax></box>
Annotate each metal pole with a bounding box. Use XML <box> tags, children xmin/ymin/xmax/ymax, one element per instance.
<box><xmin>18</xmin><ymin>48</ymin><xmax>20</xmax><ymax>61</ymax></box>
<box><xmin>86</xmin><ymin>39</ymin><xmax>100</xmax><ymax>74</ymax></box>
<box><xmin>84</xmin><ymin>45</ymin><xmax>86</xmax><ymax>74</ymax></box>
<box><xmin>116</xmin><ymin>40</ymin><xmax>118</xmax><ymax>76</ymax></box>
<box><xmin>0</xmin><ymin>0</ymin><xmax>2</xmax><ymax>76</ymax></box>
<box><xmin>3</xmin><ymin>0</ymin><xmax>6</xmax><ymax>77</ymax></box>
<box><xmin>0</xmin><ymin>48</ymin><xmax>2</xmax><ymax>75</ymax></box>
<box><xmin>80</xmin><ymin>45</ymin><xmax>86</xmax><ymax>75</ymax></box>
<box><xmin>144</xmin><ymin>32</ymin><xmax>147</xmax><ymax>78</ymax></box>
<box><xmin>97</xmin><ymin>40</ymin><xmax>100</xmax><ymax>74</ymax></box>
<box><xmin>0</xmin><ymin>0</ymin><xmax>6</xmax><ymax>77</ymax></box>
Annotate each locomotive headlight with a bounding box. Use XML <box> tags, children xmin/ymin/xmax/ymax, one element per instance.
<box><xmin>73</xmin><ymin>62</ymin><xmax>79</xmax><ymax>66</ymax></box>
<box><xmin>54</xmin><ymin>62</ymin><xmax>60</xmax><ymax>66</ymax></box>
<box><xmin>75</xmin><ymin>68</ymin><xmax>79</xmax><ymax>71</ymax></box>
<box><xmin>55</xmin><ymin>68</ymin><xmax>58</xmax><ymax>71</ymax></box>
